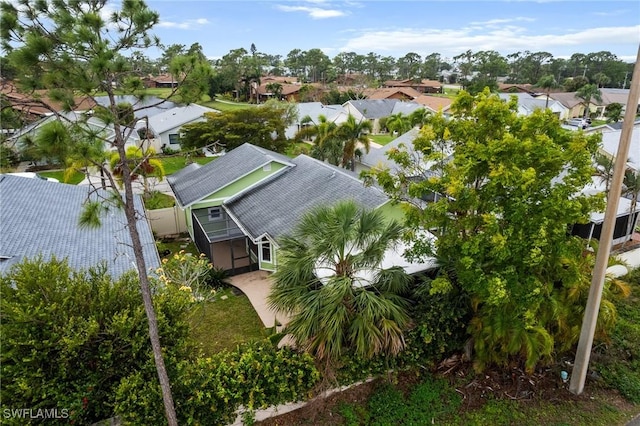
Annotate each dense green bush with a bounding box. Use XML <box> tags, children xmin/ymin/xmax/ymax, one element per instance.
<box><xmin>0</xmin><ymin>257</ymin><xmax>194</xmax><ymax>424</ymax></box>
<box><xmin>115</xmin><ymin>342</ymin><xmax>320</xmax><ymax>424</ymax></box>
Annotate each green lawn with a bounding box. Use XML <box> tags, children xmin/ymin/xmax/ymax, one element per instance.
<box><xmin>159</xmin><ymin>155</ymin><xmax>216</xmax><ymax>176</ymax></box>
<box><xmin>200</xmin><ymin>98</ymin><xmax>256</xmax><ymax>112</ymax></box>
<box><xmin>39</xmin><ymin>170</ymin><xmax>85</xmax><ymax>184</ymax></box>
<box><xmin>369</xmin><ymin>134</ymin><xmax>396</xmax><ymax>146</ymax></box>
<box><xmin>155</xmin><ymin>238</ymin><xmax>268</xmax><ymax>355</ymax></box>
<box><xmin>189</xmin><ymin>288</ymin><xmax>269</xmax><ymax>355</ymax></box>
<box><xmin>143</xmin><ymin>191</ymin><xmax>175</xmax><ymax>209</ymax></box>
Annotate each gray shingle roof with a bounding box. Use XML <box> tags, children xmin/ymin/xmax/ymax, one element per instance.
<box><xmin>345</xmin><ymin>99</ymin><xmax>401</xmax><ymax>119</ymax></box>
<box><xmin>360</xmin><ymin>127</ymin><xmax>421</xmax><ymax>171</ymax></box>
<box><xmin>0</xmin><ymin>175</ymin><xmax>160</xmax><ymax>278</ymax></box>
<box><xmin>167</xmin><ymin>143</ymin><xmax>295</xmax><ymax>207</ymax></box>
<box><xmin>224</xmin><ymin>155</ymin><xmax>389</xmax><ymax>241</ymax></box>
<box><xmin>146</xmin><ymin>104</ymin><xmax>218</xmax><ymax>135</ymax></box>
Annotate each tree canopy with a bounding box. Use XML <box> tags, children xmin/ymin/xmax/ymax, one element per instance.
<box><xmin>364</xmin><ymin>89</ymin><xmax>622</xmax><ymax>372</ymax></box>
<box><xmin>180</xmin><ymin>101</ymin><xmax>294</xmax><ymax>153</ymax></box>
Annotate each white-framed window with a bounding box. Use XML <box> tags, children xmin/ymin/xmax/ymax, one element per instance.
<box><xmin>168</xmin><ymin>133</ymin><xmax>180</xmax><ymax>145</ymax></box>
<box><xmin>261</xmin><ymin>237</ymin><xmax>272</xmax><ymax>263</ymax></box>
<box><xmin>208</xmin><ymin>207</ymin><xmax>222</xmax><ymax>221</ymax></box>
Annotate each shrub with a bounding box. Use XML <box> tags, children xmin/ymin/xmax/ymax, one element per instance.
<box><xmin>157</xmin><ymin>250</ymin><xmax>215</xmax><ymax>302</ymax></box>
<box><xmin>0</xmin><ymin>142</ymin><xmax>20</xmax><ymax>170</ymax></box>
<box><xmin>115</xmin><ymin>342</ymin><xmax>320</xmax><ymax>424</ymax></box>
<box><xmin>0</xmin><ymin>257</ymin><xmax>194</xmax><ymax>424</ymax></box>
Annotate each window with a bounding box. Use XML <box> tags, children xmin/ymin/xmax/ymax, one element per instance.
<box><xmin>168</xmin><ymin>133</ymin><xmax>180</xmax><ymax>145</ymax></box>
<box><xmin>261</xmin><ymin>237</ymin><xmax>272</xmax><ymax>263</ymax></box>
<box><xmin>208</xmin><ymin>207</ymin><xmax>222</xmax><ymax>221</ymax></box>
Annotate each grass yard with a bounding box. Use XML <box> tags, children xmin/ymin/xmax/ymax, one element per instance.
<box><xmin>189</xmin><ymin>288</ymin><xmax>269</xmax><ymax>355</ymax></box>
<box><xmin>156</xmin><ymin>237</ymin><xmax>200</xmax><ymax>259</ymax></box>
<box><xmin>155</xmin><ymin>237</ymin><xmax>268</xmax><ymax>354</ymax></box>
<box><xmin>38</xmin><ymin>169</ymin><xmax>85</xmax><ymax>184</ymax></box>
<box><xmin>369</xmin><ymin>134</ymin><xmax>396</xmax><ymax>146</ymax></box>
<box><xmin>158</xmin><ymin>155</ymin><xmax>216</xmax><ymax>176</ymax></box>
<box><xmin>200</xmin><ymin>97</ymin><xmax>257</xmax><ymax>112</ymax></box>
<box><xmin>143</xmin><ymin>191</ymin><xmax>175</xmax><ymax>209</ymax></box>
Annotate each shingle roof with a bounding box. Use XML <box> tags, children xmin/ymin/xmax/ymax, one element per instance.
<box><xmin>167</xmin><ymin>143</ymin><xmax>294</xmax><ymax>207</ymax></box>
<box><xmin>413</xmin><ymin>95</ymin><xmax>452</xmax><ymax>112</ymax></box>
<box><xmin>0</xmin><ymin>175</ymin><xmax>160</xmax><ymax>278</ymax></box>
<box><xmin>344</xmin><ymin>99</ymin><xmax>401</xmax><ymax>119</ymax></box>
<box><xmin>600</xmin><ymin>127</ymin><xmax>640</xmax><ymax>171</ymax></box>
<box><xmin>224</xmin><ymin>155</ymin><xmax>389</xmax><ymax>241</ymax></box>
<box><xmin>147</xmin><ymin>104</ymin><xmax>218</xmax><ymax>135</ymax></box>
<box><xmin>360</xmin><ymin>128</ymin><xmax>421</xmax><ymax>171</ymax></box>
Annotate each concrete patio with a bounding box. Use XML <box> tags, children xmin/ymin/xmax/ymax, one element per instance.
<box><xmin>228</xmin><ymin>270</ymin><xmax>290</xmax><ymax>329</ymax></box>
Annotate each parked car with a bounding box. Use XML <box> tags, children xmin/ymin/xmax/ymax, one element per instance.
<box><xmin>566</xmin><ymin>118</ymin><xmax>590</xmax><ymax>129</ymax></box>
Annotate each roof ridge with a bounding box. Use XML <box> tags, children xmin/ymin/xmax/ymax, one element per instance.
<box><xmin>295</xmin><ymin>154</ymin><xmax>367</xmax><ymax>184</ymax></box>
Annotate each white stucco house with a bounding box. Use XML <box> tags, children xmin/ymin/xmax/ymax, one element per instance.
<box><xmin>141</xmin><ymin>104</ymin><xmax>219</xmax><ymax>152</ymax></box>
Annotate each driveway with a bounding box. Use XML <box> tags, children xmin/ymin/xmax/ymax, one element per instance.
<box><xmin>228</xmin><ymin>270</ymin><xmax>290</xmax><ymax>329</ymax></box>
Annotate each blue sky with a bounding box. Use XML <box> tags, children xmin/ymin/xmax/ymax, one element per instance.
<box><xmin>141</xmin><ymin>0</ymin><xmax>640</xmax><ymax>62</ymax></box>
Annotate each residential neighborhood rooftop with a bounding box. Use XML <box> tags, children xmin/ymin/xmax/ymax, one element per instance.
<box><xmin>0</xmin><ymin>175</ymin><xmax>160</xmax><ymax>278</ymax></box>
<box><xmin>224</xmin><ymin>154</ymin><xmax>390</xmax><ymax>241</ymax></box>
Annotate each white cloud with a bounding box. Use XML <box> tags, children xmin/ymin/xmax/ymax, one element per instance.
<box><xmin>157</xmin><ymin>18</ymin><xmax>210</xmax><ymax>30</ymax></box>
<box><xmin>470</xmin><ymin>17</ymin><xmax>536</xmax><ymax>26</ymax></box>
<box><xmin>340</xmin><ymin>25</ymin><xmax>640</xmax><ymax>58</ymax></box>
<box><xmin>276</xmin><ymin>5</ymin><xmax>347</xmax><ymax>19</ymax></box>
<box><xmin>592</xmin><ymin>9</ymin><xmax>629</xmax><ymax>17</ymax></box>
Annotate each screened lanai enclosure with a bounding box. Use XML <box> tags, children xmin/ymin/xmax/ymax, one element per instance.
<box><xmin>191</xmin><ymin>206</ymin><xmax>259</xmax><ymax>276</ymax></box>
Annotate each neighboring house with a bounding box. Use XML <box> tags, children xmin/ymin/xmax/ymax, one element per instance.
<box><xmin>286</xmin><ymin>102</ymin><xmax>349</xmax><ymax>139</ymax></box>
<box><xmin>498</xmin><ymin>83</ymin><xmax>534</xmax><ymax>94</ymax></box>
<box><xmin>343</xmin><ymin>99</ymin><xmax>423</xmax><ymax>134</ymax></box>
<box><xmin>599</xmin><ymin>126</ymin><xmax>640</xmax><ymax>171</ymax></box>
<box><xmin>0</xmin><ymin>175</ymin><xmax>160</xmax><ymax>277</ymax></box>
<box><xmin>142</xmin><ymin>74</ymin><xmax>179</xmax><ymax>88</ymax></box>
<box><xmin>167</xmin><ymin>143</ymin><xmax>402</xmax><ymax>276</ymax></box>
<box><xmin>363</xmin><ymin>87</ymin><xmax>422</xmax><ymax>101</ymax></box>
<box><xmin>413</xmin><ymin>95</ymin><xmax>452</xmax><ymax>114</ymax></box>
<box><xmin>384</xmin><ymin>79</ymin><xmax>442</xmax><ymax>94</ymax></box>
<box><xmin>571</xmin><ymin>177</ymin><xmax>640</xmax><ymax>247</ymax></box>
<box><xmin>7</xmin><ymin>111</ymin><xmax>143</xmax><ymax>154</ymax></box>
<box><xmin>1</xmin><ymin>79</ymin><xmax>96</xmax><ymax>124</ymax></box>
<box><xmin>498</xmin><ymin>93</ymin><xmax>569</xmax><ymax>119</ymax></box>
<box><xmin>94</xmin><ymin>95</ymin><xmax>177</xmax><ymax>120</ymax></box>
<box><xmin>357</xmin><ymin>127</ymin><xmax>422</xmax><ymax>174</ymax></box>
<box><xmin>536</xmin><ymin>92</ymin><xmax>584</xmax><ymax>118</ymax></box>
<box><xmin>141</xmin><ymin>104</ymin><xmax>218</xmax><ymax>151</ymax></box>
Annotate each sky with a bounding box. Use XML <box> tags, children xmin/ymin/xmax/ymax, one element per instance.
<box><xmin>140</xmin><ymin>0</ymin><xmax>640</xmax><ymax>63</ymax></box>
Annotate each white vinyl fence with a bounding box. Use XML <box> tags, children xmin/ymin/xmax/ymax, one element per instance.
<box><xmin>146</xmin><ymin>206</ymin><xmax>187</xmax><ymax>237</ymax></box>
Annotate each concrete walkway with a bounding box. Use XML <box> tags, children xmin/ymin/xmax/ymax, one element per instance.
<box><xmin>228</xmin><ymin>270</ymin><xmax>290</xmax><ymax>329</ymax></box>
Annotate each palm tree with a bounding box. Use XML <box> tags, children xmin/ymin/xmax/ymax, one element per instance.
<box><xmin>575</xmin><ymin>83</ymin><xmax>602</xmax><ymax>120</ymax></box>
<box><xmin>594</xmin><ymin>152</ymin><xmax>615</xmax><ymax>194</ymax></box>
<box><xmin>386</xmin><ymin>112</ymin><xmax>411</xmax><ymax>135</ymax></box>
<box><xmin>409</xmin><ymin>107</ymin><xmax>432</xmax><ymax>128</ymax></box>
<box><xmin>337</xmin><ymin>114</ymin><xmax>373</xmax><ymax>171</ymax></box>
<box><xmin>537</xmin><ymin>75</ymin><xmax>558</xmax><ymax>109</ymax></box>
<box><xmin>268</xmin><ymin>200</ymin><xmax>412</xmax><ymax>365</ymax></box>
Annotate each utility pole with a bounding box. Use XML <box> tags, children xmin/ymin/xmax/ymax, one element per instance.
<box><xmin>570</xmin><ymin>44</ymin><xmax>640</xmax><ymax>395</ymax></box>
